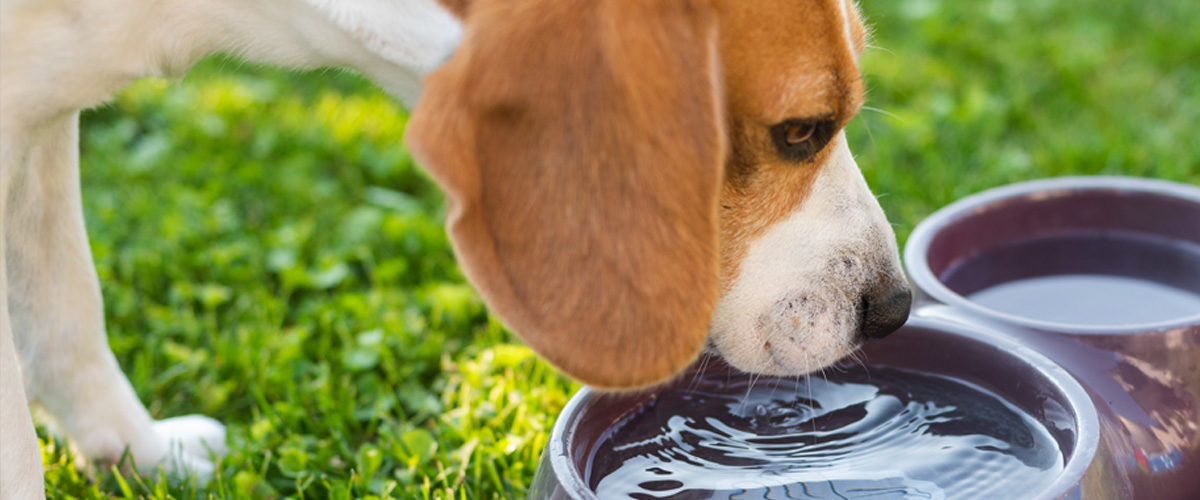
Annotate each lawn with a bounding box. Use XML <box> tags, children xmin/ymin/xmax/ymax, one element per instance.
<box><xmin>39</xmin><ymin>0</ymin><xmax>1199</xmax><ymax>498</ymax></box>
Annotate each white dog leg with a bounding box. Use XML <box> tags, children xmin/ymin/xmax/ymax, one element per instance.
<box><xmin>5</xmin><ymin>114</ymin><xmax>225</xmax><ymax>483</ymax></box>
<box><xmin>1</xmin><ymin>325</ymin><xmax>45</xmax><ymax>500</ymax></box>
<box><xmin>1</xmin><ymin>159</ymin><xmax>46</xmax><ymax>500</ymax></box>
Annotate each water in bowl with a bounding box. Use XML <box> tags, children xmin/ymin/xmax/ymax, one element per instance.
<box><xmin>939</xmin><ymin>232</ymin><xmax>1200</xmax><ymax>326</ymax></box>
<box><xmin>969</xmin><ymin>274</ymin><xmax>1200</xmax><ymax>325</ymax></box>
<box><xmin>587</xmin><ymin>366</ymin><xmax>1064</xmax><ymax>500</ymax></box>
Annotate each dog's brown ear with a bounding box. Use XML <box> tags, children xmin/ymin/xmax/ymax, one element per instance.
<box><xmin>406</xmin><ymin>0</ymin><xmax>725</xmax><ymax>389</ymax></box>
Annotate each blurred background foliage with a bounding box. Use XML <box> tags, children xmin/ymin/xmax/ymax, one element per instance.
<box><xmin>39</xmin><ymin>0</ymin><xmax>1198</xmax><ymax>498</ymax></box>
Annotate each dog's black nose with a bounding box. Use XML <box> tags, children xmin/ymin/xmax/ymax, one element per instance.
<box><xmin>860</xmin><ymin>286</ymin><xmax>912</xmax><ymax>339</ymax></box>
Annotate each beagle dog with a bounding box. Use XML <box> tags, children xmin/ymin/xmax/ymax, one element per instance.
<box><xmin>0</xmin><ymin>0</ymin><xmax>911</xmax><ymax>497</ymax></box>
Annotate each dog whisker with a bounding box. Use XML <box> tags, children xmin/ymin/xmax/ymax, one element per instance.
<box><xmin>739</xmin><ymin>371</ymin><xmax>759</xmax><ymax>411</ymax></box>
<box><xmin>860</xmin><ymin>105</ymin><xmax>902</xmax><ymax>122</ymax></box>
<box><xmin>808</xmin><ymin>354</ymin><xmax>821</xmax><ymax>434</ymax></box>
<box><xmin>686</xmin><ymin>350</ymin><xmax>714</xmax><ymax>393</ymax></box>
<box><xmin>856</xmin><ymin>108</ymin><xmax>881</xmax><ymax>151</ymax></box>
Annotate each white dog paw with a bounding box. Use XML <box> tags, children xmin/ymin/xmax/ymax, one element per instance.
<box><xmin>154</xmin><ymin>415</ymin><xmax>228</xmax><ymax>458</ymax></box>
<box><xmin>149</xmin><ymin>415</ymin><xmax>228</xmax><ymax>484</ymax></box>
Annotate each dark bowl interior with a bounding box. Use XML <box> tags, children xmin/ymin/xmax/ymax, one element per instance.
<box><xmin>906</xmin><ymin>177</ymin><xmax>1200</xmax><ymax>333</ymax></box>
<box><xmin>528</xmin><ymin>319</ymin><xmax>1099</xmax><ymax>500</ymax></box>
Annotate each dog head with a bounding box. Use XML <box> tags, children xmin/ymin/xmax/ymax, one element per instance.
<box><xmin>406</xmin><ymin>0</ymin><xmax>910</xmax><ymax>389</ymax></box>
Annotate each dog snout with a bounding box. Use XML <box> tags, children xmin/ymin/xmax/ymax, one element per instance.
<box><xmin>859</xmin><ymin>284</ymin><xmax>912</xmax><ymax>340</ymax></box>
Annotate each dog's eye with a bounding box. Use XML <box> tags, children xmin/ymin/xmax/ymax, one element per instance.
<box><xmin>770</xmin><ymin>119</ymin><xmax>835</xmax><ymax>163</ymax></box>
<box><xmin>785</xmin><ymin>122</ymin><xmax>816</xmax><ymax>145</ymax></box>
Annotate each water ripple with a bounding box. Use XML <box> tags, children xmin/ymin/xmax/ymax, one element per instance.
<box><xmin>588</xmin><ymin>367</ymin><xmax>1063</xmax><ymax>499</ymax></box>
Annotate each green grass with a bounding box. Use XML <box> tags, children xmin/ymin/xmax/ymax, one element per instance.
<box><xmin>40</xmin><ymin>0</ymin><xmax>1199</xmax><ymax>498</ymax></box>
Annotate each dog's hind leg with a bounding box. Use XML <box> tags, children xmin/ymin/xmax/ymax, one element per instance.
<box><xmin>4</xmin><ymin>114</ymin><xmax>225</xmax><ymax>484</ymax></box>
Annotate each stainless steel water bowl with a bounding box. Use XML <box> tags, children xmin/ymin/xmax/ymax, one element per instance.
<box><xmin>904</xmin><ymin>176</ymin><xmax>1200</xmax><ymax>498</ymax></box>
<box><xmin>529</xmin><ymin>319</ymin><xmax>1101</xmax><ymax>500</ymax></box>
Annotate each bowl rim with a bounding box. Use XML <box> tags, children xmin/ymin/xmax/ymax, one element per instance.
<box><xmin>904</xmin><ymin>175</ymin><xmax>1200</xmax><ymax>334</ymax></box>
<box><xmin>541</xmin><ymin>316</ymin><xmax>1100</xmax><ymax>500</ymax></box>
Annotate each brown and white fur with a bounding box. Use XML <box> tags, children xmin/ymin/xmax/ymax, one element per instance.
<box><xmin>0</xmin><ymin>0</ymin><xmax>910</xmax><ymax>497</ymax></box>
